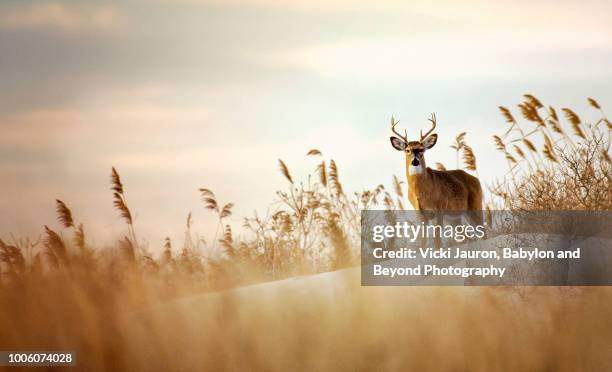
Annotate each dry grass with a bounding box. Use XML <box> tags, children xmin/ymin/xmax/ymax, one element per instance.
<box><xmin>128</xmin><ymin>280</ymin><xmax>612</xmax><ymax>371</ymax></box>
<box><xmin>2</xmin><ymin>265</ymin><xmax>612</xmax><ymax>371</ymax></box>
<box><xmin>0</xmin><ymin>95</ymin><xmax>610</xmax><ymax>370</ymax></box>
<box><xmin>490</xmin><ymin>95</ymin><xmax>611</xmax><ymax>210</ymax></box>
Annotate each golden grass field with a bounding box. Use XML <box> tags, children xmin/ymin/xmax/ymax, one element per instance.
<box><xmin>1</xmin><ymin>95</ymin><xmax>610</xmax><ymax>371</ymax></box>
<box><xmin>3</xmin><ymin>267</ymin><xmax>612</xmax><ymax>371</ymax></box>
<box><xmin>133</xmin><ymin>271</ymin><xmax>612</xmax><ymax>371</ymax></box>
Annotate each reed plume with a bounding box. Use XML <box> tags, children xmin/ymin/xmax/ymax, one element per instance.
<box><xmin>110</xmin><ymin>167</ymin><xmax>133</xmax><ymax>226</ymax></box>
<box><xmin>450</xmin><ymin>132</ymin><xmax>466</xmax><ymax>150</ymax></box>
<box><xmin>43</xmin><ymin>225</ymin><xmax>69</xmax><ymax>266</ymax></box>
<box><xmin>74</xmin><ymin>223</ymin><xmax>86</xmax><ymax>251</ymax></box>
<box><xmin>219</xmin><ymin>225</ymin><xmax>234</xmax><ymax>257</ymax></box>
<box><xmin>461</xmin><ymin>144</ymin><xmax>477</xmax><ymax>172</ymax></box>
<box><xmin>562</xmin><ymin>108</ymin><xmax>585</xmax><ymax>139</ymax></box>
<box><xmin>542</xmin><ymin>134</ymin><xmax>557</xmax><ymax>162</ymax></box>
<box><xmin>0</xmin><ymin>239</ymin><xmax>25</xmax><ymax>273</ymax></box>
<box><xmin>519</xmin><ymin>102</ymin><xmax>545</xmax><ymax>127</ymax></box>
<box><xmin>505</xmin><ymin>153</ymin><xmax>517</xmax><ymax>164</ymax></box>
<box><xmin>111</xmin><ymin>166</ymin><xmax>124</xmax><ymax>194</ymax></box>
<box><xmin>513</xmin><ymin>145</ymin><xmax>526</xmax><ymax>160</ymax></box>
<box><xmin>199</xmin><ymin>187</ymin><xmax>234</xmax><ymax>260</ymax></box>
<box><xmin>548</xmin><ymin>106</ymin><xmax>559</xmax><ymax>121</ymax></box>
<box><xmin>493</xmin><ymin>135</ymin><xmax>506</xmax><ymax>151</ymax></box>
<box><xmin>588</xmin><ymin>97</ymin><xmax>601</xmax><ymax>109</ymax></box>
<box><xmin>111</xmin><ymin>167</ymin><xmax>138</xmax><ymax>253</ymax></box>
<box><xmin>392</xmin><ymin>175</ymin><xmax>403</xmax><ymax>198</ymax></box>
<box><xmin>524</xmin><ymin>94</ymin><xmax>543</xmax><ymax>109</ymax></box>
<box><xmin>113</xmin><ymin>194</ymin><xmax>132</xmax><ymax>224</ymax></box>
<box><xmin>499</xmin><ymin>106</ymin><xmax>516</xmax><ymax>124</ymax></box>
<box><xmin>522</xmin><ymin>138</ymin><xmax>537</xmax><ymax>153</ymax></box>
<box><xmin>450</xmin><ymin>132</ymin><xmax>466</xmax><ymax>168</ymax></box>
<box><xmin>199</xmin><ymin>188</ymin><xmax>219</xmax><ymax>212</ymax></box>
<box><xmin>547</xmin><ymin>108</ymin><xmax>564</xmax><ymax>134</ymax></box>
<box><xmin>220</xmin><ymin>203</ymin><xmax>234</xmax><ymax>219</ymax></box>
<box><xmin>55</xmin><ymin>199</ymin><xmax>74</xmax><ymax>228</ymax></box>
<box><xmin>278</xmin><ymin>159</ymin><xmax>293</xmax><ymax>184</ymax></box>
<box><xmin>499</xmin><ymin>106</ymin><xmax>516</xmax><ymax>136</ymax></box>
<box><xmin>199</xmin><ymin>189</ymin><xmax>233</xmax><ymax>220</ymax></box>
<box><xmin>53</xmin><ymin>199</ymin><xmax>89</xmax><ymax>254</ymax></box>
<box><xmin>317</xmin><ymin>160</ymin><xmax>327</xmax><ymax>187</ymax></box>
<box><xmin>329</xmin><ymin>159</ymin><xmax>343</xmax><ymax>196</ymax></box>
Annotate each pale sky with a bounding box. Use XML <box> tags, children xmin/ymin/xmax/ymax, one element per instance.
<box><xmin>2</xmin><ymin>0</ymin><xmax>611</xmax><ymax>249</ymax></box>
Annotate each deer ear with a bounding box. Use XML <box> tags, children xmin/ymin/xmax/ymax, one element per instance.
<box><xmin>390</xmin><ymin>137</ymin><xmax>407</xmax><ymax>151</ymax></box>
<box><xmin>422</xmin><ymin>134</ymin><xmax>437</xmax><ymax>149</ymax></box>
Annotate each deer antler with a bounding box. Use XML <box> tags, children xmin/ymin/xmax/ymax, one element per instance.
<box><xmin>390</xmin><ymin>116</ymin><xmax>408</xmax><ymax>143</ymax></box>
<box><xmin>420</xmin><ymin>113</ymin><xmax>437</xmax><ymax>141</ymax></box>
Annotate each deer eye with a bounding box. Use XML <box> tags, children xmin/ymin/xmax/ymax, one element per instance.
<box><xmin>406</xmin><ymin>149</ymin><xmax>411</xmax><ymax>154</ymax></box>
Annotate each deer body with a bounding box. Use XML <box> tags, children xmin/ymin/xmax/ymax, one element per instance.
<box><xmin>390</xmin><ymin>114</ymin><xmax>484</xmax><ymax>248</ymax></box>
<box><xmin>406</xmin><ymin>166</ymin><xmax>482</xmax><ymax>212</ymax></box>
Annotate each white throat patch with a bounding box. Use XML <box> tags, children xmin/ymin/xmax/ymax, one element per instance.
<box><xmin>409</xmin><ymin>164</ymin><xmax>423</xmax><ymax>175</ymax></box>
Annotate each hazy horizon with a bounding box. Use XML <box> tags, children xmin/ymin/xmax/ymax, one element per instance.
<box><xmin>2</xmin><ymin>0</ymin><xmax>611</xmax><ymax>250</ymax></box>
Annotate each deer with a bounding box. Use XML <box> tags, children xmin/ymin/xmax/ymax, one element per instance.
<box><xmin>389</xmin><ymin>113</ymin><xmax>484</xmax><ymax>248</ymax></box>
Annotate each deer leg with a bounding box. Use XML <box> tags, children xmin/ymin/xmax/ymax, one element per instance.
<box><xmin>417</xmin><ymin>211</ymin><xmax>429</xmax><ymax>249</ymax></box>
<box><xmin>466</xmin><ymin>210</ymin><xmax>486</xmax><ymax>240</ymax></box>
<box><xmin>434</xmin><ymin>213</ymin><xmax>443</xmax><ymax>250</ymax></box>
<box><xmin>446</xmin><ymin>213</ymin><xmax>462</xmax><ymax>245</ymax></box>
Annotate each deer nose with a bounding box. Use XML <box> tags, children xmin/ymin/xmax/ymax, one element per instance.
<box><xmin>411</xmin><ymin>159</ymin><xmax>420</xmax><ymax>166</ymax></box>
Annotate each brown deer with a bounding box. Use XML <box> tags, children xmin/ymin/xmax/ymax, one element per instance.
<box><xmin>389</xmin><ymin>113</ymin><xmax>484</xmax><ymax>247</ymax></box>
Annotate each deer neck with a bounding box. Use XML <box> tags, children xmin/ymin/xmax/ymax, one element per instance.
<box><xmin>406</xmin><ymin>159</ymin><xmax>431</xmax><ymax>207</ymax></box>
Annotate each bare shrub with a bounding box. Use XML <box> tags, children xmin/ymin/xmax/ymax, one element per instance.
<box><xmin>490</xmin><ymin>95</ymin><xmax>611</xmax><ymax>210</ymax></box>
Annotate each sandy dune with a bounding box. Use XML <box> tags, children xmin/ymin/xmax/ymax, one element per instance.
<box><xmin>116</xmin><ymin>234</ymin><xmax>612</xmax><ymax>371</ymax></box>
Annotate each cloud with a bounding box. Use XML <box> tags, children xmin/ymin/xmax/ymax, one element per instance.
<box><xmin>0</xmin><ymin>109</ymin><xmax>84</xmax><ymax>151</ymax></box>
<box><xmin>172</xmin><ymin>0</ymin><xmax>612</xmax><ymax>31</ymax></box>
<box><xmin>265</xmin><ymin>30</ymin><xmax>612</xmax><ymax>82</ymax></box>
<box><xmin>0</xmin><ymin>3</ymin><xmax>126</xmax><ymax>33</ymax></box>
